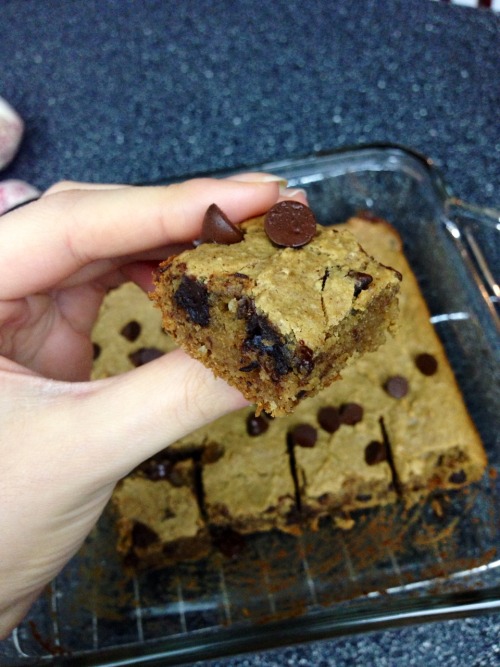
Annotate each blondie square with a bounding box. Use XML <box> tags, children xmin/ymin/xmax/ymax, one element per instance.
<box><xmin>151</xmin><ymin>202</ymin><xmax>401</xmax><ymax>416</ymax></box>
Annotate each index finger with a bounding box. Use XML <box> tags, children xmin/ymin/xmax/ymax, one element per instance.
<box><xmin>0</xmin><ymin>178</ymin><xmax>280</xmax><ymax>299</ymax></box>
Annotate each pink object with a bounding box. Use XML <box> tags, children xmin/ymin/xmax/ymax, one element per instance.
<box><xmin>0</xmin><ymin>97</ymin><xmax>24</xmax><ymax>170</ymax></box>
<box><xmin>0</xmin><ymin>179</ymin><xmax>40</xmax><ymax>215</ymax></box>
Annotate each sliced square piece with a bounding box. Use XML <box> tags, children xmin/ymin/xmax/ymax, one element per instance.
<box><xmin>151</xmin><ymin>203</ymin><xmax>401</xmax><ymax>416</ymax></box>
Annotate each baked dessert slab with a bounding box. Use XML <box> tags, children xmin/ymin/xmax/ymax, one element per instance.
<box><xmin>112</xmin><ymin>455</ymin><xmax>210</xmax><ymax>570</ymax></box>
<box><xmin>345</xmin><ymin>217</ymin><xmax>487</xmax><ymax>498</ymax></box>
<box><xmin>90</xmin><ymin>216</ymin><xmax>487</xmax><ymax>570</ymax></box>
<box><xmin>151</xmin><ymin>206</ymin><xmax>401</xmax><ymax>416</ymax></box>
<box><xmin>91</xmin><ymin>282</ymin><xmax>177</xmax><ymax>379</ymax></box>
<box><xmin>198</xmin><ymin>408</ymin><xmax>297</xmax><ymax>534</ymax></box>
<box><xmin>289</xmin><ymin>372</ymin><xmax>397</xmax><ymax>524</ymax></box>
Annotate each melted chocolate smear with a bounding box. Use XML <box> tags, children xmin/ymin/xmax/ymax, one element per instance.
<box><xmin>347</xmin><ymin>270</ymin><xmax>373</xmax><ymax>298</ymax></box>
<box><xmin>174</xmin><ymin>275</ymin><xmax>210</xmax><ymax>326</ymax></box>
<box><xmin>120</xmin><ymin>320</ymin><xmax>141</xmax><ymax>342</ymax></box>
<box><xmin>264</xmin><ymin>201</ymin><xmax>317</xmax><ymax>248</ymax></box>
<box><xmin>129</xmin><ymin>347</ymin><xmax>163</xmax><ymax>367</ymax></box>
<box><xmin>317</xmin><ymin>405</ymin><xmax>341</xmax><ymax>433</ymax></box>
<box><xmin>239</xmin><ymin>360</ymin><xmax>261</xmax><ymax>372</ymax></box>
<box><xmin>239</xmin><ymin>299</ymin><xmax>292</xmax><ymax>377</ymax></box>
<box><xmin>384</xmin><ymin>375</ymin><xmax>409</xmax><ymax>399</ymax></box>
<box><xmin>201</xmin><ymin>204</ymin><xmax>244</xmax><ymax>245</ymax></box>
<box><xmin>415</xmin><ymin>353</ymin><xmax>438</xmax><ymax>376</ymax></box>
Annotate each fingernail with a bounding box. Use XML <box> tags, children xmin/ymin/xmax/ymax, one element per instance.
<box><xmin>279</xmin><ymin>185</ymin><xmax>308</xmax><ymax>199</ymax></box>
<box><xmin>227</xmin><ymin>172</ymin><xmax>287</xmax><ymax>186</ymax></box>
<box><xmin>261</xmin><ymin>175</ymin><xmax>288</xmax><ymax>186</ymax></box>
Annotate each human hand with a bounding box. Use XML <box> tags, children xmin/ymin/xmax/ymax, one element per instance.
<box><xmin>0</xmin><ymin>175</ymin><xmax>306</xmax><ymax>637</ymax></box>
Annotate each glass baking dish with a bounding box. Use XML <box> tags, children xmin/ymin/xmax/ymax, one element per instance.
<box><xmin>2</xmin><ymin>145</ymin><xmax>499</xmax><ymax>666</ymax></box>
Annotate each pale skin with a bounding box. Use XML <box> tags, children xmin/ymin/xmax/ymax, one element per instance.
<box><xmin>0</xmin><ymin>174</ymin><xmax>306</xmax><ymax>638</ymax></box>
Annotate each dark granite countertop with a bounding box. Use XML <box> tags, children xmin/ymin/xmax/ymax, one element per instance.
<box><xmin>1</xmin><ymin>0</ymin><xmax>499</xmax><ymax>665</ymax></box>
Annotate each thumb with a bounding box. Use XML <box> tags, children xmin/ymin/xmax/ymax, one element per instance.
<box><xmin>62</xmin><ymin>348</ymin><xmax>249</xmax><ymax>486</ymax></box>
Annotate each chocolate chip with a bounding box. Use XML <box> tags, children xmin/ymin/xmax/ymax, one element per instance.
<box><xmin>384</xmin><ymin>376</ymin><xmax>409</xmax><ymax>399</ymax></box>
<box><xmin>289</xmin><ymin>423</ymin><xmax>317</xmax><ymax>448</ymax></box>
<box><xmin>317</xmin><ymin>406</ymin><xmax>341</xmax><ymax>433</ymax></box>
<box><xmin>201</xmin><ymin>442</ymin><xmax>225</xmax><ymax>464</ymax></box>
<box><xmin>355</xmin><ymin>493</ymin><xmax>372</xmax><ymax>502</ymax></box>
<box><xmin>297</xmin><ymin>343</ymin><xmax>315</xmax><ymax>374</ymax></box>
<box><xmin>339</xmin><ymin>402</ymin><xmax>364</xmax><ymax>426</ymax></box>
<box><xmin>211</xmin><ymin>526</ymin><xmax>246</xmax><ymax>559</ymax></box>
<box><xmin>239</xmin><ymin>360</ymin><xmax>261</xmax><ymax>372</ymax></box>
<box><xmin>448</xmin><ymin>470</ymin><xmax>467</xmax><ymax>484</ymax></box>
<box><xmin>131</xmin><ymin>522</ymin><xmax>159</xmax><ymax>549</ymax></box>
<box><xmin>120</xmin><ymin>320</ymin><xmax>141</xmax><ymax>342</ymax></box>
<box><xmin>364</xmin><ymin>440</ymin><xmax>387</xmax><ymax>465</ymax></box>
<box><xmin>174</xmin><ymin>275</ymin><xmax>210</xmax><ymax>326</ymax></box>
<box><xmin>92</xmin><ymin>342</ymin><xmax>101</xmax><ymax>360</ymax></box>
<box><xmin>347</xmin><ymin>270</ymin><xmax>373</xmax><ymax>297</ymax></box>
<box><xmin>264</xmin><ymin>201</ymin><xmax>317</xmax><ymax>248</ymax></box>
<box><xmin>129</xmin><ymin>347</ymin><xmax>163</xmax><ymax>367</ymax></box>
<box><xmin>415</xmin><ymin>353</ymin><xmax>438</xmax><ymax>376</ymax></box>
<box><xmin>141</xmin><ymin>458</ymin><xmax>173</xmax><ymax>481</ymax></box>
<box><xmin>200</xmin><ymin>203</ymin><xmax>244</xmax><ymax>245</ymax></box>
<box><xmin>246</xmin><ymin>412</ymin><xmax>269</xmax><ymax>436</ymax></box>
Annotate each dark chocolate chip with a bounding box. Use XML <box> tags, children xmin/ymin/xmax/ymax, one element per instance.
<box><xmin>201</xmin><ymin>442</ymin><xmax>225</xmax><ymax>464</ymax></box>
<box><xmin>128</xmin><ymin>347</ymin><xmax>163</xmax><ymax>367</ymax></box>
<box><xmin>211</xmin><ymin>527</ymin><xmax>246</xmax><ymax>559</ymax></box>
<box><xmin>174</xmin><ymin>275</ymin><xmax>210</xmax><ymax>326</ymax></box>
<box><xmin>415</xmin><ymin>353</ymin><xmax>438</xmax><ymax>376</ymax></box>
<box><xmin>264</xmin><ymin>201</ymin><xmax>317</xmax><ymax>248</ymax></box>
<box><xmin>239</xmin><ymin>360</ymin><xmax>261</xmax><ymax>372</ymax></box>
<box><xmin>347</xmin><ymin>270</ymin><xmax>373</xmax><ymax>297</ymax></box>
<box><xmin>92</xmin><ymin>342</ymin><xmax>101</xmax><ymax>360</ymax></box>
<box><xmin>289</xmin><ymin>423</ymin><xmax>318</xmax><ymax>448</ymax></box>
<box><xmin>364</xmin><ymin>440</ymin><xmax>387</xmax><ymax>465</ymax></box>
<box><xmin>339</xmin><ymin>402</ymin><xmax>364</xmax><ymax>426</ymax></box>
<box><xmin>355</xmin><ymin>493</ymin><xmax>372</xmax><ymax>502</ymax></box>
<box><xmin>246</xmin><ymin>412</ymin><xmax>270</xmax><ymax>436</ymax></box>
<box><xmin>297</xmin><ymin>343</ymin><xmax>315</xmax><ymax>375</ymax></box>
<box><xmin>200</xmin><ymin>203</ymin><xmax>244</xmax><ymax>245</ymax></box>
<box><xmin>317</xmin><ymin>406</ymin><xmax>341</xmax><ymax>433</ymax></box>
<box><xmin>384</xmin><ymin>375</ymin><xmax>409</xmax><ymax>399</ymax></box>
<box><xmin>141</xmin><ymin>459</ymin><xmax>173</xmax><ymax>481</ymax></box>
<box><xmin>120</xmin><ymin>320</ymin><xmax>141</xmax><ymax>342</ymax></box>
<box><xmin>131</xmin><ymin>521</ymin><xmax>159</xmax><ymax>549</ymax></box>
<box><xmin>449</xmin><ymin>470</ymin><xmax>467</xmax><ymax>484</ymax></box>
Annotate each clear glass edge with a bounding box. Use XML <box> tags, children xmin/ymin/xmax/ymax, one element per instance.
<box><xmin>40</xmin><ymin>586</ymin><xmax>500</xmax><ymax>667</ymax></box>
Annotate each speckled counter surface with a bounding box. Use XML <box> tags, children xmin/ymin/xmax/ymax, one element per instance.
<box><xmin>1</xmin><ymin>0</ymin><xmax>499</xmax><ymax>665</ymax></box>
